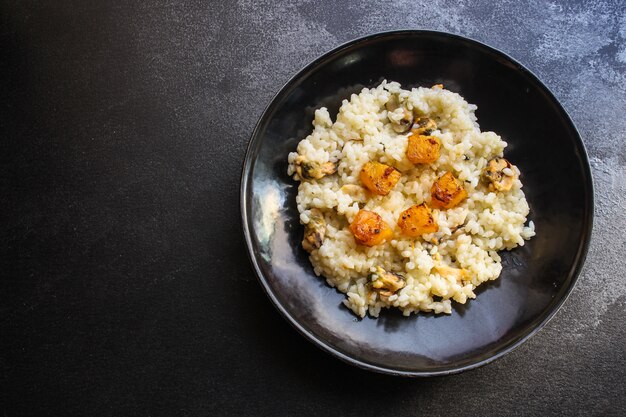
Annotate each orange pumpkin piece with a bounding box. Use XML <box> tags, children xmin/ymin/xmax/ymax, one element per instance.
<box><xmin>406</xmin><ymin>133</ymin><xmax>441</xmax><ymax>164</ymax></box>
<box><xmin>359</xmin><ymin>162</ymin><xmax>401</xmax><ymax>196</ymax></box>
<box><xmin>430</xmin><ymin>171</ymin><xmax>468</xmax><ymax>209</ymax></box>
<box><xmin>397</xmin><ymin>203</ymin><xmax>439</xmax><ymax>237</ymax></box>
<box><xmin>349</xmin><ymin>210</ymin><xmax>393</xmax><ymax>246</ymax></box>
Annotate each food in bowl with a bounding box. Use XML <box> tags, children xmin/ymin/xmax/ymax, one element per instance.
<box><xmin>287</xmin><ymin>81</ymin><xmax>535</xmax><ymax>318</ymax></box>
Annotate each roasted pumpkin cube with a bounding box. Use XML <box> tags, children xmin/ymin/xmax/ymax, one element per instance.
<box><xmin>397</xmin><ymin>203</ymin><xmax>438</xmax><ymax>237</ymax></box>
<box><xmin>349</xmin><ymin>210</ymin><xmax>393</xmax><ymax>246</ymax></box>
<box><xmin>430</xmin><ymin>171</ymin><xmax>468</xmax><ymax>209</ymax></box>
<box><xmin>406</xmin><ymin>133</ymin><xmax>441</xmax><ymax>164</ymax></box>
<box><xmin>359</xmin><ymin>162</ymin><xmax>401</xmax><ymax>196</ymax></box>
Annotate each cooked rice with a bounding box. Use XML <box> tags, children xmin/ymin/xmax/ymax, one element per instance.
<box><xmin>287</xmin><ymin>81</ymin><xmax>535</xmax><ymax>318</ymax></box>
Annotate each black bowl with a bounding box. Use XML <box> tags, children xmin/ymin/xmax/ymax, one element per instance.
<box><xmin>240</xmin><ymin>31</ymin><xmax>593</xmax><ymax>376</ymax></box>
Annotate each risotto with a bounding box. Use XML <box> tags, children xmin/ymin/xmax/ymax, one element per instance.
<box><xmin>287</xmin><ymin>81</ymin><xmax>535</xmax><ymax>318</ymax></box>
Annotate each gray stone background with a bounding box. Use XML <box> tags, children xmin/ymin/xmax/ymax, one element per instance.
<box><xmin>2</xmin><ymin>0</ymin><xmax>625</xmax><ymax>416</ymax></box>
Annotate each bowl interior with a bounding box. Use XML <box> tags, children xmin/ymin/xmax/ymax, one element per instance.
<box><xmin>241</xmin><ymin>31</ymin><xmax>592</xmax><ymax>375</ymax></box>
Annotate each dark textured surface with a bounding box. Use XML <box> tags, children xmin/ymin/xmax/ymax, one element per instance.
<box><xmin>1</xmin><ymin>0</ymin><xmax>624</xmax><ymax>416</ymax></box>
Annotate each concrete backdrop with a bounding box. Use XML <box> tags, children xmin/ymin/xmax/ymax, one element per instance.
<box><xmin>2</xmin><ymin>1</ymin><xmax>625</xmax><ymax>416</ymax></box>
